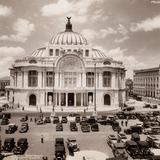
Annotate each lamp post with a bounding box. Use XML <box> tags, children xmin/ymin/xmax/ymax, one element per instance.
<box><xmin>93</xmin><ymin>59</ymin><xmax>97</xmax><ymax>116</ymax></box>
<box><xmin>51</xmin><ymin>63</ymin><xmax>55</xmax><ymax>117</ymax></box>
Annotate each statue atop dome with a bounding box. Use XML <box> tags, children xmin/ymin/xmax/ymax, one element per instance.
<box><xmin>65</xmin><ymin>17</ymin><xmax>72</xmax><ymax>32</ymax></box>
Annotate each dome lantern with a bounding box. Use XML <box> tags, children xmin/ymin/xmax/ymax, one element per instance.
<box><xmin>65</xmin><ymin>17</ymin><xmax>72</xmax><ymax>32</ymax></box>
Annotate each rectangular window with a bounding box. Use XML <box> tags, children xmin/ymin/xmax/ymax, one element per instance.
<box><xmin>55</xmin><ymin>49</ymin><xmax>59</xmax><ymax>56</ymax></box>
<box><xmin>28</xmin><ymin>71</ymin><xmax>38</xmax><ymax>87</ymax></box>
<box><xmin>86</xmin><ymin>72</ymin><xmax>94</xmax><ymax>87</ymax></box>
<box><xmin>49</xmin><ymin>49</ymin><xmax>53</xmax><ymax>56</ymax></box>
<box><xmin>85</xmin><ymin>49</ymin><xmax>89</xmax><ymax>57</ymax></box>
<box><xmin>64</xmin><ymin>72</ymin><xmax>77</xmax><ymax>87</ymax></box>
<box><xmin>46</xmin><ymin>72</ymin><xmax>54</xmax><ymax>87</ymax></box>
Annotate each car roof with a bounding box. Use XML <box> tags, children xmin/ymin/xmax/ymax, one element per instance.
<box><xmin>56</xmin><ymin>138</ymin><xmax>64</xmax><ymax>142</ymax></box>
<box><xmin>67</xmin><ymin>137</ymin><xmax>76</xmax><ymax>141</ymax></box>
<box><xmin>126</xmin><ymin>140</ymin><xmax>137</xmax><ymax>146</ymax></box>
<box><xmin>5</xmin><ymin>138</ymin><xmax>14</xmax><ymax>142</ymax></box>
<box><xmin>55</xmin><ymin>145</ymin><xmax>65</xmax><ymax>151</ymax></box>
<box><xmin>137</xmin><ymin>141</ymin><xmax>148</xmax><ymax>146</ymax></box>
<box><xmin>114</xmin><ymin>143</ymin><xmax>124</xmax><ymax>148</ymax></box>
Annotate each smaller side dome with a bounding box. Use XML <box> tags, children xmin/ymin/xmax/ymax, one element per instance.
<box><xmin>31</xmin><ymin>47</ymin><xmax>47</xmax><ymax>57</ymax></box>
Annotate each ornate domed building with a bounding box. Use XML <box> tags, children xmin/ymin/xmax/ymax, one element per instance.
<box><xmin>6</xmin><ymin>18</ymin><xmax>126</xmax><ymax>111</ymax></box>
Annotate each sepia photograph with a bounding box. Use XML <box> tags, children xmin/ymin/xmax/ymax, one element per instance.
<box><xmin>1</xmin><ymin>0</ymin><xmax>160</xmax><ymax>159</ymax></box>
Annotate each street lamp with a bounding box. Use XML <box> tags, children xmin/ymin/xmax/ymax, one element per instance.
<box><xmin>93</xmin><ymin>59</ymin><xmax>97</xmax><ymax>116</ymax></box>
<box><xmin>51</xmin><ymin>63</ymin><xmax>55</xmax><ymax>117</ymax></box>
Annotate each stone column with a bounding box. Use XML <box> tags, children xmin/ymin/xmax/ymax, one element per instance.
<box><xmin>111</xmin><ymin>72</ymin><xmax>116</xmax><ymax>89</ymax></box>
<box><xmin>82</xmin><ymin>72</ymin><xmax>86</xmax><ymax>87</ymax></box>
<box><xmin>66</xmin><ymin>93</ymin><xmax>68</xmax><ymax>107</ymax></box>
<box><xmin>24</xmin><ymin>71</ymin><xmax>28</xmax><ymax>88</ymax></box>
<box><xmin>38</xmin><ymin>71</ymin><xmax>42</xmax><ymax>88</ymax></box>
<box><xmin>81</xmin><ymin>93</ymin><xmax>83</xmax><ymax>106</ymax></box>
<box><xmin>74</xmin><ymin>93</ymin><xmax>76</xmax><ymax>107</ymax></box>
<box><xmin>59</xmin><ymin>92</ymin><xmax>61</xmax><ymax>106</ymax></box>
<box><xmin>99</xmin><ymin>72</ymin><xmax>103</xmax><ymax>88</ymax></box>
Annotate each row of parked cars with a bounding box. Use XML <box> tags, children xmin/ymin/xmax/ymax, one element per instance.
<box><xmin>2</xmin><ymin>138</ymin><xmax>28</xmax><ymax>155</ymax></box>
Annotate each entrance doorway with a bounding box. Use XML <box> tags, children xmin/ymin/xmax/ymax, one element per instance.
<box><xmin>29</xmin><ymin>94</ymin><xmax>36</xmax><ymax>106</ymax></box>
<box><xmin>68</xmin><ymin>93</ymin><xmax>74</xmax><ymax>106</ymax></box>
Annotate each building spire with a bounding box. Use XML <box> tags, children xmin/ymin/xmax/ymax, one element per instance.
<box><xmin>65</xmin><ymin>17</ymin><xmax>72</xmax><ymax>32</ymax></box>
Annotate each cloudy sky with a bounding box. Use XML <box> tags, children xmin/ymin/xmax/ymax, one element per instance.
<box><xmin>0</xmin><ymin>0</ymin><xmax>160</xmax><ymax>78</ymax></box>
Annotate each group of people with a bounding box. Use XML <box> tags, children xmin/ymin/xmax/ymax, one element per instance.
<box><xmin>121</xmin><ymin>120</ymin><xmax>128</xmax><ymax>127</ymax></box>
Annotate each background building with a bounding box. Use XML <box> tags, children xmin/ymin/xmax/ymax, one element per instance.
<box><xmin>6</xmin><ymin>18</ymin><xmax>126</xmax><ymax>111</ymax></box>
<box><xmin>133</xmin><ymin>66</ymin><xmax>160</xmax><ymax>101</ymax></box>
<box><xmin>0</xmin><ymin>76</ymin><xmax>10</xmax><ymax>97</ymax></box>
<box><xmin>125</xmin><ymin>78</ymin><xmax>133</xmax><ymax>100</ymax></box>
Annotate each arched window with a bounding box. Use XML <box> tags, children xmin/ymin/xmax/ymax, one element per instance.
<box><xmin>104</xmin><ymin>94</ymin><xmax>110</xmax><ymax>105</ymax></box>
<box><xmin>29</xmin><ymin>94</ymin><xmax>36</xmax><ymax>106</ymax></box>
<box><xmin>86</xmin><ymin>72</ymin><xmax>94</xmax><ymax>87</ymax></box>
<box><xmin>103</xmin><ymin>71</ymin><xmax>111</xmax><ymax>87</ymax></box>
<box><xmin>28</xmin><ymin>70</ymin><xmax>38</xmax><ymax>87</ymax></box>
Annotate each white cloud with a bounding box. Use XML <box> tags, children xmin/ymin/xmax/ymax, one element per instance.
<box><xmin>115</xmin><ymin>36</ymin><xmax>129</xmax><ymax>43</ymax></box>
<box><xmin>105</xmin><ymin>47</ymin><xmax>146</xmax><ymax>78</ymax></box>
<box><xmin>130</xmin><ymin>15</ymin><xmax>160</xmax><ymax>32</ymax></box>
<box><xmin>118</xmin><ymin>24</ymin><xmax>128</xmax><ymax>35</ymax></box>
<box><xmin>0</xmin><ymin>46</ymin><xmax>25</xmax><ymax>78</ymax></box>
<box><xmin>0</xmin><ymin>18</ymin><xmax>35</xmax><ymax>43</ymax></box>
<box><xmin>81</xmin><ymin>27</ymin><xmax>117</xmax><ymax>42</ymax></box>
<box><xmin>150</xmin><ymin>0</ymin><xmax>160</xmax><ymax>4</ymax></box>
<box><xmin>41</xmin><ymin>0</ymin><xmax>72</xmax><ymax>16</ymax></box>
<box><xmin>0</xmin><ymin>4</ymin><xmax>12</xmax><ymax>16</ymax></box>
<box><xmin>41</xmin><ymin>0</ymin><xmax>104</xmax><ymax>24</ymax></box>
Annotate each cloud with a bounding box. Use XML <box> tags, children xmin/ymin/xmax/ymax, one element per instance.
<box><xmin>103</xmin><ymin>47</ymin><xmax>146</xmax><ymax>78</ymax></box>
<box><xmin>81</xmin><ymin>27</ymin><xmax>117</xmax><ymax>42</ymax></box>
<box><xmin>41</xmin><ymin>0</ymin><xmax>72</xmax><ymax>16</ymax></box>
<box><xmin>0</xmin><ymin>46</ymin><xmax>25</xmax><ymax>78</ymax></box>
<box><xmin>114</xmin><ymin>36</ymin><xmax>129</xmax><ymax>43</ymax></box>
<box><xmin>41</xmin><ymin>0</ymin><xmax>104</xmax><ymax>24</ymax></box>
<box><xmin>130</xmin><ymin>15</ymin><xmax>160</xmax><ymax>32</ymax></box>
<box><xmin>0</xmin><ymin>18</ymin><xmax>35</xmax><ymax>43</ymax></box>
<box><xmin>117</xmin><ymin>24</ymin><xmax>128</xmax><ymax>35</ymax></box>
<box><xmin>150</xmin><ymin>0</ymin><xmax>160</xmax><ymax>4</ymax></box>
<box><xmin>0</xmin><ymin>4</ymin><xmax>12</xmax><ymax>16</ymax></box>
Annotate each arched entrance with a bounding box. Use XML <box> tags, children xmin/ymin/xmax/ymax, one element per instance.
<box><xmin>29</xmin><ymin>94</ymin><xmax>36</xmax><ymax>106</ymax></box>
<box><xmin>104</xmin><ymin>94</ymin><xmax>110</xmax><ymax>105</ymax></box>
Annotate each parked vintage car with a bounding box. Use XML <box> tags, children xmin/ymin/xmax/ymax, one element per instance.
<box><xmin>53</xmin><ymin>116</ymin><xmax>60</xmax><ymax>124</ymax></box>
<box><xmin>75</xmin><ymin>116</ymin><xmax>81</xmax><ymax>123</ymax></box>
<box><xmin>81</xmin><ymin>122</ymin><xmax>90</xmax><ymax>132</ymax></box>
<box><xmin>56</xmin><ymin>123</ymin><xmax>63</xmax><ymax>131</ymax></box>
<box><xmin>61</xmin><ymin>116</ymin><xmax>68</xmax><ymax>123</ymax></box>
<box><xmin>70</xmin><ymin>122</ymin><xmax>78</xmax><ymax>131</ymax></box>
<box><xmin>19</xmin><ymin>123</ymin><xmax>29</xmax><ymax>133</ymax></box>
<box><xmin>124</xmin><ymin>125</ymin><xmax>142</xmax><ymax>134</ymax></box>
<box><xmin>107</xmin><ymin>135</ymin><xmax>118</xmax><ymax>149</ymax></box>
<box><xmin>1</xmin><ymin>118</ymin><xmax>9</xmax><ymax>125</ymax></box>
<box><xmin>20</xmin><ymin>115</ymin><xmax>28</xmax><ymax>122</ymax></box>
<box><xmin>91</xmin><ymin>123</ymin><xmax>99</xmax><ymax>132</ymax></box>
<box><xmin>3</xmin><ymin>138</ymin><xmax>15</xmax><ymax>152</ymax></box>
<box><xmin>125</xmin><ymin>140</ymin><xmax>139</xmax><ymax>158</ymax></box>
<box><xmin>13</xmin><ymin>138</ymin><xmax>28</xmax><ymax>154</ymax></box>
<box><xmin>44</xmin><ymin>117</ymin><xmax>51</xmax><ymax>123</ymax></box>
<box><xmin>5</xmin><ymin>124</ymin><xmax>18</xmax><ymax>134</ymax></box>
<box><xmin>66</xmin><ymin>137</ymin><xmax>80</xmax><ymax>152</ymax></box>
<box><xmin>131</xmin><ymin>133</ymin><xmax>140</xmax><ymax>142</ymax></box>
<box><xmin>146</xmin><ymin>135</ymin><xmax>159</xmax><ymax>148</ymax></box>
<box><xmin>112</xmin><ymin>143</ymin><xmax>128</xmax><ymax>159</ymax></box>
<box><xmin>117</xmin><ymin>133</ymin><xmax>127</xmax><ymax>143</ymax></box>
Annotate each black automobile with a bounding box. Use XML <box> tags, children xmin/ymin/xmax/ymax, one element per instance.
<box><xmin>112</xmin><ymin>143</ymin><xmax>128</xmax><ymax>159</ymax></box>
<box><xmin>91</xmin><ymin>123</ymin><xmax>99</xmax><ymax>132</ymax></box>
<box><xmin>19</xmin><ymin>123</ymin><xmax>29</xmax><ymax>133</ymax></box>
<box><xmin>1</xmin><ymin>118</ymin><xmax>9</xmax><ymax>125</ymax></box>
<box><xmin>112</xmin><ymin>121</ymin><xmax>121</xmax><ymax>132</ymax></box>
<box><xmin>75</xmin><ymin>116</ymin><xmax>81</xmax><ymax>123</ymax></box>
<box><xmin>20</xmin><ymin>115</ymin><xmax>28</xmax><ymax>122</ymax></box>
<box><xmin>56</xmin><ymin>123</ymin><xmax>63</xmax><ymax>131</ymax></box>
<box><xmin>54</xmin><ymin>138</ymin><xmax>66</xmax><ymax>160</ymax></box>
<box><xmin>146</xmin><ymin>135</ymin><xmax>159</xmax><ymax>147</ymax></box>
<box><xmin>137</xmin><ymin>141</ymin><xmax>153</xmax><ymax>158</ymax></box>
<box><xmin>131</xmin><ymin>133</ymin><xmax>140</xmax><ymax>142</ymax></box>
<box><xmin>53</xmin><ymin>116</ymin><xmax>60</xmax><ymax>124</ymax></box>
<box><xmin>5</xmin><ymin>124</ymin><xmax>18</xmax><ymax>134</ymax></box>
<box><xmin>125</xmin><ymin>140</ymin><xmax>139</xmax><ymax>158</ymax></box>
<box><xmin>61</xmin><ymin>116</ymin><xmax>68</xmax><ymax>123</ymax></box>
<box><xmin>13</xmin><ymin>138</ymin><xmax>28</xmax><ymax>154</ymax></box>
<box><xmin>124</xmin><ymin>125</ymin><xmax>142</xmax><ymax>134</ymax></box>
<box><xmin>2</xmin><ymin>113</ymin><xmax>11</xmax><ymax>119</ymax></box>
<box><xmin>44</xmin><ymin>117</ymin><xmax>51</xmax><ymax>123</ymax></box>
<box><xmin>54</xmin><ymin>145</ymin><xmax>66</xmax><ymax>160</ymax></box>
<box><xmin>3</xmin><ymin>138</ymin><xmax>15</xmax><ymax>152</ymax></box>
<box><xmin>70</xmin><ymin>122</ymin><xmax>78</xmax><ymax>131</ymax></box>
<box><xmin>81</xmin><ymin>122</ymin><xmax>90</xmax><ymax>132</ymax></box>
<box><xmin>87</xmin><ymin>116</ymin><xmax>97</xmax><ymax>124</ymax></box>
<box><xmin>116</xmin><ymin>112</ymin><xmax>126</xmax><ymax>119</ymax></box>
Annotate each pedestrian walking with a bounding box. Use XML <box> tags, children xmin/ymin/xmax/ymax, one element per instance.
<box><xmin>125</xmin><ymin>120</ymin><xmax>128</xmax><ymax>127</ymax></box>
<box><xmin>30</xmin><ymin>117</ymin><xmax>32</xmax><ymax>122</ymax></box>
<box><xmin>41</xmin><ymin>135</ymin><xmax>44</xmax><ymax>143</ymax></box>
<box><xmin>121</xmin><ymin>120</ymin><xmax>123</xmax><ymax>126</ymax></box>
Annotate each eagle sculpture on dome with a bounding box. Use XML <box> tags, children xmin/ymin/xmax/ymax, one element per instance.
<box><xmin>67</xmin><ymin>17</ymin><xmax>71</xmax><ymax>23</ymax></box>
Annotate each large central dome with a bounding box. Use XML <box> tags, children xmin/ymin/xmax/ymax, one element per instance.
<box><xmin>50</xmin><ymin>17</ymin><xmax>88</xmax><ymax>45</ymax></box>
